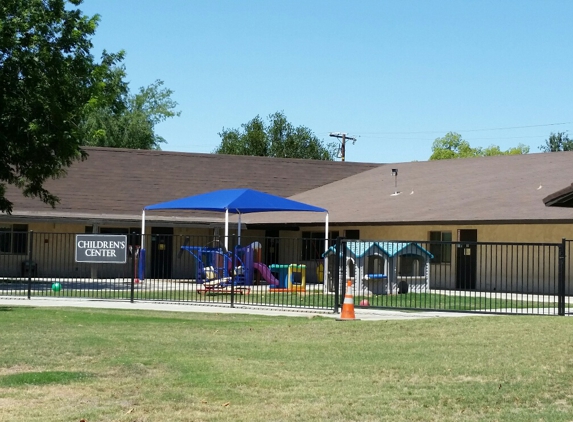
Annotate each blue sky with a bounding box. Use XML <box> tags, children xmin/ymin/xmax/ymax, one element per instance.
<box><xmin>80</xmin><ymin>0</ymin><xmax>573</xmax><ymax>163</ymax></box>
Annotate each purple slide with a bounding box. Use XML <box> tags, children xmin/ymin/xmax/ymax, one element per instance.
<box><xmin>252</xmin><ymin>262</ymin><xmax>280</xmax><ymax>286</ymax></box>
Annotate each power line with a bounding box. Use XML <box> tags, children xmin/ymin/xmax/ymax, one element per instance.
<box><xmin>348</xmin><ymin>134</ymin><xmax>560</xmax><ymax>142</ymax></box>
<box><xmin>324</xmin><ymin>121</ymin><xmax>572</xmax><ymax>136</ymax></box>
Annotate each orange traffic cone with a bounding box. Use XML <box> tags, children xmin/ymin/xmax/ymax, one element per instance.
<box><xmin>337</xmin><ymin>279</ymin><xmax>359</xmax><ymax>321</ymax></box>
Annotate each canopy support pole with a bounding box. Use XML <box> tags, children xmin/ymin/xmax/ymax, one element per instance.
<box><xmin>141</xmin><ymin>210</ymin><xmax>146</xmax><ymax>246</ymax></box>
<box><xmin>238</xmin><ymin>211</ymin><xmax>242</xmax><ymax>246</ymax></box>
<box><xmin>323</xmin><ymin>212</ymin><xmax>329</xmax><ymax>290</ymax></box>
<box><xmin>224</xmin><ymin>209</ymin><xmax>229</xmax><ymax>250</ymax></box>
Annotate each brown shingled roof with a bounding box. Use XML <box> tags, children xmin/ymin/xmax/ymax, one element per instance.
<box><xmin>243</xmin><ymin>151</ymin><xmax>573</xmax><ymax>226</ymax></box>
<box><xmin>4</xmin><ymin>147</ymin><xmax>380</xmax><ymax>224</ymax></box>
<box><xmin>543</xmin><ymin>183</ymin><xmax>573</xmax><ymax>208</ymax></box>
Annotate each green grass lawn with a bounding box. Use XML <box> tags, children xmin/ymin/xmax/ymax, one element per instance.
<box><xmin>1</xmin><ymin>306</ymin><xmax>572</xmax><ymax>421</ymax></box>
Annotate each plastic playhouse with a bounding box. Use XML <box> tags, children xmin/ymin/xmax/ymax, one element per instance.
<box><xmin>323</xmin><ymin>241</ymin><xmax>434</xmax><ymax>296</ymax></box>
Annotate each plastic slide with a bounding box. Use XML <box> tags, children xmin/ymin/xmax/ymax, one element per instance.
<box><xmin>252</xmin><ymin>262</ymin><xmax>280</xmax><ymax>286</ymax></box>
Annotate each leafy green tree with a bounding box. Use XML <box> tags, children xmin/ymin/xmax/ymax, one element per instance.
<box><xmin>215</xmin><ymin>112</ymin><xmax>337</xmax><ymax>160</ymax></box>
<box><xmin>430</xmin><ymin>132</ymin><xmax>530</xmax><ymax>160</ymax></box>
<box><xmin>0</xmin><ymin>0</ymin><xmax>122</xmax><ymax>214</ymax></box>
<box><xmin>482</xmin><ymin>144</ymin><xmax>530</xmax><ymax>156</ymax></box>
<box><xmin>429</xmin><ymin>132</ymin><xmax>480</xmax><ymax>160</ymax></box>
<box><xmin>539</xmin><ymin>132</ymin><xmax>573</xmax><ymax>152</ymax></box>
<box><xmin>81</xmin><ymin>79</ymin><xmax>181</xmax><ymax>149</ymax></box>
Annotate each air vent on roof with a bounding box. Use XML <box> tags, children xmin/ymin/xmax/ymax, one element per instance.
<box><xmin>391</xmin><ymin>168</ymin><xmax>401</xmax><ymax>196</ymax></box>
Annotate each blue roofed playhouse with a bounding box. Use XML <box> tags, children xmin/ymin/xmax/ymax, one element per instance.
<box><xmin>324</xmin><ymin>242</ymin><xmax>434</xmax><ymax>295</ymax></box>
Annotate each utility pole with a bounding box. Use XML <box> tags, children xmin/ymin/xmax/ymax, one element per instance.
<box><xmin>329</xmin><ymin>132</ymin><xmax>357</xmax><ymax>161</ymax></box>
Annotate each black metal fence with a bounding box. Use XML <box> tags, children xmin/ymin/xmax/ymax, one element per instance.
<box><xmin>334</xmin><ymin>238</ymin><xmax>568</xmax><ymax>316</ymax></box>
<box><xmin>0</xmin><ymin>232</ymin><xmax>571</xmax><ymax>316</ymax></box>
<box><xmin>0</xmin><ymin>232</ymin><xmax>334</xmax><ymax>311</ymax></box>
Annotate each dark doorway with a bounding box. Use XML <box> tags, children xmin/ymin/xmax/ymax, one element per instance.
<box><xmin>456</xmin><ymin>229</ymin><xmax>477</xmax><ymax>289</ymax></box>
<box><xmin>150</xmin><ymin>227</ymin><xmax>173</xmax><ymax>279</ymax></box>
<box><xmin>265</xmin><ymin>230</ymin><xmax>279</xmax><ymax>265</ymax></box>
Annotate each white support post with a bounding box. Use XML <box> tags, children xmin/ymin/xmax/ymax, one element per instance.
<box><xmin>323</xmin><ymin>212</ymin><xmax>329</xmax><ymax>291</ymax></box>
<box><xmin>141</xmin><ymin>210</ymin><xmax>146</xmax><ymax>245</ymax></box>
<box><xmin>237</xmin><ymin>212</ymin><xmax>242</xmax><ymax>246</ymax></box>
<box><xmin>224</xmin><ymin>209</ymin><xmax>229</xmax><ymax>251</ymax></box>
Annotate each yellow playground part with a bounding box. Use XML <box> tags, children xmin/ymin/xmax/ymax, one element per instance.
<box><xmin>269</xmin><ymin>264</ymin><xmax>307</xmax><ymax>293</ymax></box>
<box><xmin>287</xmin><ymin>264</ymin><xmax>306</xmax><ymax>290</ymax></box>
<box><xmin>316</xmin><ymin>263</ymin><xmax>324</xmax><ymax>283</ymax></box>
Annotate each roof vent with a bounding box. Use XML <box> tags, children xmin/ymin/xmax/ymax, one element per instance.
<box><xmin>391</xmin><ymin>168</ymin><xmax>401</xmax><ymax>196</ymax></box>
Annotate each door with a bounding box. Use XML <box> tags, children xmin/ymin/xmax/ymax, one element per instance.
<box><xmin>456</xmin><ymin>229</ymin><xmax>477</xmax><ymax>289</ymax></box>
<box><xmin>150</xmin><ymin>227</ymin><xmax>173</xmax><ymax>279</ymax></box>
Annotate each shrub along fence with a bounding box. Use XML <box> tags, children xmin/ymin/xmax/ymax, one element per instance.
<box><xmin>0</xmin><ymin>232</ymin><xmax>571</xmax><ymax>316</ymax></box>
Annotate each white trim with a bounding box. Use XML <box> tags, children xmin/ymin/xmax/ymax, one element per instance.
<box><xmin>323</xmin><ymin>212</ymin><xmax>329</xmax><ymax>290</ymax></box>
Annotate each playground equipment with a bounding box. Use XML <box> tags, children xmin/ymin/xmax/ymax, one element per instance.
<box><xmin>180</xmin><ymin>240</ymin><xmax>312</xmax><ymax>294</ymax></box>
<box><xmin>233</xmin><ymin>242</ymin><xmax>278</xmax><ymax>286</ymax></box>
<box><xmin>180</xmin><ymin>240</ymin><xmax>282</xmax><ymax>294</ymax></box>
<box><xmin>324</xmin><ymin>242</ymin><xmax>433</xmax><ymax>295</ymax></box>
<box><xmin>268</xmin><ymin>263</ymin><xmax>306</xmax><ymax>292</ymax></box>
<box><xmin>180</xmin><ymin>243</ymin><xmax>250</xmax><ymax>294</ymax></box>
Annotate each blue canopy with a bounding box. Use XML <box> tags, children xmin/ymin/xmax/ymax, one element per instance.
<box><xmin>144</xmin><ymin>188</ymin><xmax>327</xmax><ymax>214</ymax></box>
<box><xmin>142</xmin><ymin>188</ymin><xmax>328</xmax><ymax>284</ymax></box>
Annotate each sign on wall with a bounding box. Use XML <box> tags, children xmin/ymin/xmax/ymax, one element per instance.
<box><xmin>75</xmin><ymin>234</ymin><xmax>127</xmax><ymax>264</ymax></box>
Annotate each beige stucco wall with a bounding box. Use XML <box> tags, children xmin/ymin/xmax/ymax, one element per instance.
<box><xmin>2</xmin><ymin>220</ymin><xmax>572</xmax><ymax>294</ymax></box>
<box><xmin>352</xmin><ymin>223</ymin><xmax>573</xmax><ymax>244</ymax></box>
<box><xmin>290</xmin><ymin>223</ymin><xmax>573</xmax><ymax>294</ymax></box>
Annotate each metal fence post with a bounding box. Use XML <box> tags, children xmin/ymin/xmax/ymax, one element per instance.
<box><xmin>27</xmin><ymin>231</ymin><xmax>34</xmax><ymax>299</ymax></box>
<box><xmin>334</xmin><ymin>237</ymin><xmax>343</xmax><ymax>313</ymax></box>
<box><xmin>130</xmin><ymin>233</ymin><xmax>136</xmax><ymax>303</ymax></box>
<box><xmin>230</xmin><ymin>233</ymin><xmax>236</xmax><ymax>308</ymax></box>
<box><xmin>558</xmin><ymin>238</ymin><xmax>566</xmax><ymax>316</ymax></box>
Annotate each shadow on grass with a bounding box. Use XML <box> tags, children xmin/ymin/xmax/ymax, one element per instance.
<box><xmin>0</xmin><ymin>371</ymin><xmax>93</xmax><ymax>387</ymax></box>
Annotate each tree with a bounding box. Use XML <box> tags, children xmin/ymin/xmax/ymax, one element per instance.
<box><xmin>81</xmin><ymin>79</ymin><xmax>181</xmax><ymax>150</ymax></box>
<box><xmin>429</xmin><ymin>132</ymin><xmax>480</xmax><ymax>160</ymax></box>
<box><xmin>429</xmin><ymin>132</ymin><xmax>530</xmax><ymax>160</ymax></box>
<box><xmin>0</xmin><ymin>0</ymin><xmax>121</xmax><ymax>214</ymax></box>
<box><xmin>539</xmin><ymin>132</ymin><xmax>573</xmax><ymax>152</ymax></box>
<box><xmin>482</xmin><ymin>144</ymin><xmax>530</xmax><ymax>156</ymax></box>
<box><xmin>215</xmin><ymin>112</ymin><xmax>337</xmax><ymax>160</ymax></box>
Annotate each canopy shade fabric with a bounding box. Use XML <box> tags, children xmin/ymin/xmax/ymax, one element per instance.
<box><xmin>142</xmin><ymin>189</ymin><xmax>329</xmax><ymax>286</ymax></box>
<box><xmin>144</xmin><ymin>188</ymin><xmax>327</xmax><ymax>214</ymax></box>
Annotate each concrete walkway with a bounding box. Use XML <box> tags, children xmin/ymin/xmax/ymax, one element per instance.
<box><xmin>0</xmin><ymin>296</ymin><xmax>484</xmax><ymax>321</ymax></box>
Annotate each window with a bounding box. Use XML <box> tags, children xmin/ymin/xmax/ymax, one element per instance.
<box><xmin>302</xmin><ymin>231</ymin><xmax>339</xmax><ymax>260</ymax></box>
<box><xmin>429</xmin><ymin>231</ymin><xmax>452</xmax><ymax>264</ymax></box>
<box><xmin>0</xmin><ymin>224</ymin><xmax>28</xmax><ymax>254</ymax></box>
<box><xmin>399</xmin><ymin>254</ymin><xmax>424</xmax><ymax>276</ymax></box>
<box><xmin>347</xmin><ymin>258</ymin><xmax>356</xmax><ymax>278</ymax></box>
<box><xmin>345</xmin><ymin>230</ymin><xmax>360</xmax><ymax>240</ymax></box>
<box><xmin>366</xmin><ymin>255</ymin><xmax>385</xmax><ymax>275</ymax></box>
